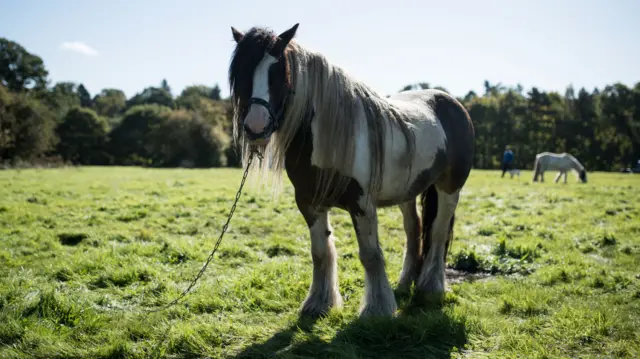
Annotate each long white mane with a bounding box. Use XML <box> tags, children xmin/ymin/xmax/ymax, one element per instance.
<box><xmin>239</xmin><ymin>41</ymin><xmax>416</xmax><ymax>204</ymax></box>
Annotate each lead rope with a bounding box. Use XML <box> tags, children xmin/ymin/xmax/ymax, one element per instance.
<box><xmin>140</xmin><ymin>148</ymin><xmax>262</xmax><ymax>358</ymax></box>
<box><xmin>144</xmin><ymin>148</ymin><xmax>261</xmax><ymax>314</ymax></box>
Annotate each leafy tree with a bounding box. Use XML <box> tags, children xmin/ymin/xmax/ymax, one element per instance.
<box><xmin>210</xmin><ymin>84</ymin><xmax>221</xmax><ymax>100</ymax></box>
<box><xmin>147</xmin><ymin>109</ymin><xmax>227</xmax><ymax>167</ymax></box>
<box><xmin>108</xmin><ymin>104</ymin><xmax>171</xmax><ymax>165</ymax></box>
<box><xmin>400</xmin><ymin>84</ymin><xmax>413</xmax><ymax>92</ymax></box>
<box><xmin>400</xmin><ymin>83</ymin><xmax>430</xmax><ymax>92</ymax></box>
<box><xmin>38</xmin><ymin>81</ymin><xmax>80</xmax><ymax>120</ymax></box>
<box><xmin>77</xmin><ymin>84</ymin><xmax>92</xmax><ymax>107</ymax></box>
<box><xmin>176</xmin><ymin>85</ymin><xmax>212</xmax><ymax>110</ymax></box>
<box><xmin>93</xmin><ymin>89</ymin><xmax>126</xmax><ymax>118</ymax></box>
<box><xmin>55</xmin><ymin>107</ymin><xmax>109</xmax><ymax>165</ymax></box>
<box><xmin>0</xmin><ymin>38</ymin><xmax>49</xmax><ymax>92</ymax></box>
<box><xmin>0</xmin><ymin>86</ymin><xmax>57</xmax><ymax>162</ymax></box>
<box><xmin>161</xmin><ymin>79</ymin><xmax>172</xmax><ymax>96</ymax></box>
<box><xmin>127</xmin><ymin>87</ymin><xmax>175</xmax><ymax>109</ymax></box>
<box><xmin>463</xmin><ymin>91</ymin><xmax>477</xmax><ymax>103</ymax></box>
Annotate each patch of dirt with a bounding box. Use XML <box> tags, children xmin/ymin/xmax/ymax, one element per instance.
<box><xmin>57</xmin><ymin>232</ymin><xmax>88</xmax><ymax>246</ymax></box>
<box><xmin>445</xmin><ymin>267</ymin><xmax>492</xmax><ymax>286</ymax></box>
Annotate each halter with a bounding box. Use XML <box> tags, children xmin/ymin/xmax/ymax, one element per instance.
<box><xmin>244</xmin><ymin>92</ymin><xmax>289</xmax><ymax>141</ymax></box>
<box><xmin>243</xmin><ymin>53</ymin><xmax>293</xmax><ymax>141</ymax></box>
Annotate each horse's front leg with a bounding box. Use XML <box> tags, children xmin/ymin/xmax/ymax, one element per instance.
<box><xmin>350</xmin><ymin>203</ymin><xmax>398</xmax><ymax>317</ymax></box>
<box><xmin>296</xmin><ymin>197</ymin><xmax>342</xmax><ymax>318</ymax></box>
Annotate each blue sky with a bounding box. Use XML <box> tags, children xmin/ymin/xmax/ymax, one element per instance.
<box><xmin>2</xmin><ymin>0</ymin><xmax>639</xmax><ymax>99</ymax></box>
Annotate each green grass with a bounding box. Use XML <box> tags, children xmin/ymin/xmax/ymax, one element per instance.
<box><xmin>0</xmin><ymin>167</ymin><xmax>639</xmax><ymax>358</ymax></box>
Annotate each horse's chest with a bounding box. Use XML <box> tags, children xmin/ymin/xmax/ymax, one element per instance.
<box><xmin>285</xmin><ymin>131</ymin><xmax>364</xmax><ymax>212</ymax></box>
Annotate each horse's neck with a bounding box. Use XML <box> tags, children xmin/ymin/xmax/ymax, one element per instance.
<box><xmin>568</xmin><ymin>158</ymin><xmax>582</xmax><ymax>171</ymax></box>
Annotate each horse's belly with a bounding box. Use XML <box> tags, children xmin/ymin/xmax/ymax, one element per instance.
<box><xmin>313</xmin><ymin>99</ymin><xmax>447</xmax><ymax>206</ymax></box>
<box><xmin>375</xmin><ymin>125</ymin><xmax>447</xmax><ymax>205</ymax></box>
<box><xmin>544</xmin><ymin>160</ymin><xmax>563</xmax><ymax>171</ymax></box>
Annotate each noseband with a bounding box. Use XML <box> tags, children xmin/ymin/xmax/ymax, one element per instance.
<box><xmin>244</xmin><ymin>93</ymin><xmax>289</xmax><ymax>141</ymax></box>
<box><xmin>244</xmin><ymin>98</ymin><xmax>279</xmax><ymax>141</ymax></box>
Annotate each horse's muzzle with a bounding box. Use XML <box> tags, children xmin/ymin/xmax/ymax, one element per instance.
<box><xmin>243</xmin><ymin>99</ymin><xmax>278</xmax><ymax>144</ymax></box>
<box><xmin>244</xmin><ymin>104</ymin><xmax>270</xmax><ymax>136</ymax></box>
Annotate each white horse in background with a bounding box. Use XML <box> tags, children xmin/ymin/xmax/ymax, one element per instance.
<box><xmin>532</xmin><ymin>152</ymin><xmax>587</xmax><ymax>183</ymax></box>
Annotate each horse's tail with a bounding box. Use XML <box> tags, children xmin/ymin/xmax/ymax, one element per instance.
<box><xmin>419</xmin><ymin>185</ymin><xmax>454</xmax><ymax>262</ymax></box>
<box><xmin>532</xmin><ymin>155</ymin><xmax>540</xmax><ymax>182</ymax></box>
<box><xmin>445</xmin><ymin>214</ymin><xmax>455</xmax><ymax>260</ymax></box>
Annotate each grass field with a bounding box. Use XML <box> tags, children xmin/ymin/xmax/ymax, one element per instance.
<box><xmin>0</xmin><ymin>166</ymin><xmax>639</xmax><ymax>359</ymax></box>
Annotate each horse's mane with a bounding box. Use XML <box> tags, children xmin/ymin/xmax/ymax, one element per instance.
<box><xmin>231</xmin><ymin>29</ymin><xmax>415</xmax><ymax>203</ymax></box>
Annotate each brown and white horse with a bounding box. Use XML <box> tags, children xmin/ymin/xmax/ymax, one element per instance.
<box><xmin>228</xmin><ymin>24</ymin><xmax>475</xmax><ymax>317</ymax></box>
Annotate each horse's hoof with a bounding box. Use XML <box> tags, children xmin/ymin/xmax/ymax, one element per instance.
<box><xmin>300</xmin><ymin>293</ymin><xmax>342</xmax><ymax>319</ymax></box>
<box><xmin>394</xmin><ymin>284</ymin><xmax>412</xmax><ymax>299</ymax></box>
<box><xmin>412</xmin><ymin>289</ymin><xmax>446</xmax><ymax>308</ymax></box>
<box><xmin>395</xmin><ymin>276</ymin><xmax>416</xmax><ymax>301</ymax></box>
<box><xmin>358</xmin><ymin>300</ymin><xmax>398</xmax><ymax>317</ymax></box>
<box><xmin>300</xmin><ymin>306</ymin><xmax>329</xmax><ymax>319</ymax></box>
<box><xmin>395</xmin><ymin>276</ymin><xmax>414</xmax><ymax>295</ymax></box>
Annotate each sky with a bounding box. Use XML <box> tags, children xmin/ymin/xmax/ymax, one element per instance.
<box><xmin>2</xmin><ymin>0</ymin><xmax>639</xmax><ymax>99</ymax></box>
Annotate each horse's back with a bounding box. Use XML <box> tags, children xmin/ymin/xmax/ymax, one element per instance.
<box><xmin>345</xmin><ymin>89</ymin><xmax>474</xmax><ymax>206</ymax></box>
<box><xmin>537</xmin><ymin>151</ymin><xmax>571</xmax><ymax>158</ymax></box>
<box><xmin>388</xmin><ymin>89</ymin><xmax>475</xmax><ymax>194</ymax></box>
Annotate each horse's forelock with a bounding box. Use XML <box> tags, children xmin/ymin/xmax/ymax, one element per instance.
<box><xmin>228</xmin><ymin>27</ymin><xmax>280</xmax><ymax>146</ymax></box>
<box><xmin>228</xmin><ymin>27</ymin><xmax>279</xmax><ymax>101</ymax></box>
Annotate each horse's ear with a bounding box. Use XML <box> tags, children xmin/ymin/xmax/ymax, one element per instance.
<box><xmin>273</xmin><ymin>23</ymin><xmax>299</xmax><ymax>53</ymax></box>
<box><xmin>231</xmin><ymin>26</ymin><xmax>244</xmax><ymax>43</ymax></box>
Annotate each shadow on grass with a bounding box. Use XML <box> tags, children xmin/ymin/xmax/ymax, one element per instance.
<box><xmin>232</xmin><ymin>297</ymin><xmax>467</xmax><ymax>359</ymax></box>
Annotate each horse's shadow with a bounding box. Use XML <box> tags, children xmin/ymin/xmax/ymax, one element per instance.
<box><xmin>232</xmin><ymin>292</ymin><xmax>467</xmax><ymax>359</ymax></box>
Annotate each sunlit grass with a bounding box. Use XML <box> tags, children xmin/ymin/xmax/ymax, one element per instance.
<box><xmin>0</xmin><ymin>167</ymin><xmax>638</xmax><ymax>358</ymax></box>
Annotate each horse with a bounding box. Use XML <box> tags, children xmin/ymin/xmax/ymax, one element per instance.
<box><xmin>228</xmin><ymin>24</ymin><xmax>475</xmax><ymax>318</ymax></box>
<box><xmin>532</xmin><ymin>152</ymin><xmax>587</xmax><ymax>183</ymax></box>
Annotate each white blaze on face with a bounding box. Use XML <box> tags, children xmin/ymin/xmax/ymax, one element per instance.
<box><xmin>244</xmin><ymin>52</ymin><xmax>278</xmax><ymax>137</ymax></box>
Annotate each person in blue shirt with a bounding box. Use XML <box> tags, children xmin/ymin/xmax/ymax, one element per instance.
<box><xmin>501</xmin><ymin>145</ymin><xmax>514</xmax><ymax>178</ymax></box>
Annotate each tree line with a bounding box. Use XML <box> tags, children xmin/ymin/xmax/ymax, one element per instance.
<box><xmin>401</xmin><ymin>81</ymin><xmax>640</xmax><ymax>171</ymax></box>
<box><xmin>1</xmin><ymin>37</ymin><xmax>238</xmax><ymax>169</ymax></box>
<box><xmin>2</xmin><ymin>37</ymin><xmax>639</xmax><ymax>171</ymax></box>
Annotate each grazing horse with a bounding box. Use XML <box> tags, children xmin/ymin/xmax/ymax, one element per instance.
<box><xmin>532</xmin><ymin>152</ymin><xmax>587</xmax><ymax>183</ymax></box>
<box><xmin>228</xmin><ymin>24</ymin><xmax>475</xmax><ymax>317</ymax></box>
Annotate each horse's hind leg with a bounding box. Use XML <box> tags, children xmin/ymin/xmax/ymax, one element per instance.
<box><xmin>397</xmin><ymin>199</ymin><xmax>421</xmax><ymax>293</ymax></box>
<box><xmin>350</xmin><ymin>203</ymin><xmax>397</xmax><ymax>317</ymax></box>
<box><xmin>296</xmin><ymin>197</ymin><xmax>342</xmax><ymax>318</ymax></box>
<box><xmin>554</xmin><ymin>171</ymin><xmax>562</xmax><ymax>183</ymax></box>
<box><xmin>416</xmin><ymin>186</ymin><xmax>459</xmax><ymax>298</ymax></box>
